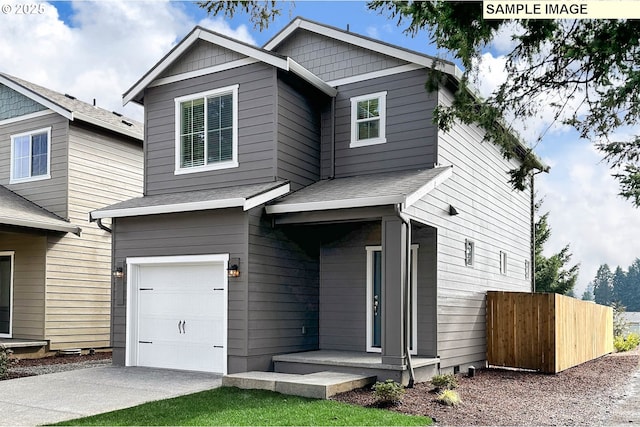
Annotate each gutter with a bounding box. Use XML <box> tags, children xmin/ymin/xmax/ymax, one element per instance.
<box><xmin>94</xmin><ymin>217</ymin><xmax>112</xmax><ymax>234</ymax></box>
<box><xmin>395</xmin><ymin>203</ymin><xmax>415</xmax><ymax>388</ymax></box>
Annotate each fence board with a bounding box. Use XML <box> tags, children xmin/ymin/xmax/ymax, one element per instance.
<box><xmin>486</xmin><ymin>291</ymin><xmax>613</xmax><ymax>373</ymax></box>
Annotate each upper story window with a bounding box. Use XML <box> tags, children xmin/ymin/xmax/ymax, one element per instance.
<box><xmin>174</xmin><ymin>84</ymin><xmax>239</xmax><ymax>175</ymax></box>
<box><xmin>350</xmin><ymin>91</ymin><xmax>387</xmax><ymax>148</ymax></box>
<box><xmin>10</xmin><ymin>127</ymin><xmax>51</xmax><ymax>184</ymax></box>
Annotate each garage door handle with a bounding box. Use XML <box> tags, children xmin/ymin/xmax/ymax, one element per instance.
<box><xmin>183</xmin><ymin>320</ymin><xmax>186</xmax><ymax>334</ymax></box>
<box><xmin>178</xmin><ymin>320</ymin><xmax>183</xmax><ymax>334</ymax></box>
<box><xmin>139</xmin><ymin>341</ymin><xmax>152</xmax><ymax>344</ymax></box>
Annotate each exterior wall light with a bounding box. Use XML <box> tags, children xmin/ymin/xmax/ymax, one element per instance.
<box><xmin>227</xmin><ymin>258</ymin><xmax>240</xmax><ymax>278</ymax></box>
<box><xmin>113</xmin><ymin>266</ymin><xmax>124</xmax><ymax>279</ymax></box>
<box><xmin>449</xmin><ymin>205</ymin><xmax>459</xmax><ymax>216</ymax></box>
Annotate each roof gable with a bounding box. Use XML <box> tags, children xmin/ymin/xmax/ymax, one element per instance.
<box><xmin>159</xmin><ymin>39</ymin><xmax>248</xmax><ymax>80</ymax></box>
<box><xmin>0</xmin><ymin>84</ymin><xmax>48</xmax><ymax>121</ymax></box>
<box><xmin>0</xmin><ymin>73</ymin><xmax>143</xmax><ymax>140</ymax></box>
<box><xmin>264</xmin><ymin>17</ymin><xmax>462</xmax><ymax>79</ymax></box>
<box><xmin>124</xmin><ymin>26</ymin><xmax>337</xmax><ymax>106</ymax></box>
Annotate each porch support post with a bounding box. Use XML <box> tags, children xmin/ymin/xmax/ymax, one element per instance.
<box><xmin>381</xmin><ymin>216</ymin><xmax>407</xmax><ymax>366</ymax></box>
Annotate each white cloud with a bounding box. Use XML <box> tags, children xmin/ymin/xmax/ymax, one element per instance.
<box><xmin>537</xmin><ymin>141</ymin><xmax>640</xmax><ymax>295</ymax></box>
<box><xmin>197</xmin><ymin>16</ymin><xmax>257</xmax><ymax>45</ymax></box>
<box><xmin>0</xmin><ymin>1</ymin><xmax>254</xmax><ymax>122</ymax></box>
<box><xmin>366</xmin><ymin>26</ymin><xmax>380</xmax><ymax>39</ymax></box>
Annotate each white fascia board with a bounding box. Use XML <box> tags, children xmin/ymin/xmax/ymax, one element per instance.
<box><xmin>404</xmin><ymin>166</ymin><xmax>454</xmax><ymax>208</ymax></box>
<box><xmin>149</xmin><ymin>58</ymin><xmax>259</xmax><ymax>88</ymax></box>
<box><xmin>243</xmin><ymin>183</ymin><xmax>290</xmax><ymax>211</ymax></box>
<box><xmin>91</xmin><ymin>197</ymin><xmax>246</xmax><ymax>219</ymax></box>
<box><xmin>0</xmin><ymin>76</ymin><xmax>72</xmax><ymax>120</ymax></box>
<box><xmin>287</xmin><ymin>58</ymin><xmax>337</xmax><ymax>97</ymax></box>
<box><xmin>198</xmin><ymin>31</ymin><xmax>288</xmax><ymax>70</ymax></box>
<box><xmin>123</xmin><ymin>29</ymin><xmax>202</xmax><ymax>106</ymax></box>
<box><xmin>327</xmin><ymin>63</ymin><xmax>426</xmax><ymax>87</ymax></box>
<box><xmin>72</xmin><ymin>112</ymin><xmax>143</xmax><ymax>141</ymax></box>
<box><xmin>263</xmin><ymin>17</ymin><xmax>303</xmax><ymax>50</ymax></box>
<box><xmin>265</xmin><ymin>194</ymin><xmax>404</xmax><ymax>215</ymax></box>
<box><xmin>1</xmin><ymin>217</ymin><xmax>80</xmax><ymax>235</ymax></box>
<box><xmin>0</xmin><ymin>110</ymin><xmax>55</xmax><ymax>126</ymax></box>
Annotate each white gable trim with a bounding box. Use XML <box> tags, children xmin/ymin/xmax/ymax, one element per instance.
<box><xmin>149</xmin><ymin>58</ymin><xmax>259</xmax><ymax>88</ymax></box>
<box><xmin>404</xmin><ymin>166</ymin><xmax>453</xmax><ymax>207</ymax></box>
<box><xmin>198</xmin><ymin>30</ymin><xmax>288</xmax><ymax>70</ymax></box>
<box><xmin>0</xmin><ymin>110</ymin><xmax>55</xmax><ymax>126</ymax></box>
<box><xmin>266</xmin><ymin>194</ymin><xmax>405</xmax><ymax>215</ymax></box>
<box><xmin>91</xmin><ymin>183</ymin><xmax>291</xmax><ymax>219</ymax></box>
<box><xmin>264</xmin><ymin>18</ymin><xmax>461</xmax><ymax>78</ymax></box>
<box><xmin>0</xmin><ymin>75</ymin><xmax>72</xmax><ymax>120</ymax></box>
<box><xmin>288</xmin><ymin>58</ymin><xmax>337</xmax><ymax>97</ymax></box>
<box><xmin>327</xmin><ymin>63</ymin><xmax>426</xmax><ymax>87</ymax></box>
<box><xmin>0</xmin><ymin>216</ymin><xmax>80</xmax><ymax>235</ymax></box>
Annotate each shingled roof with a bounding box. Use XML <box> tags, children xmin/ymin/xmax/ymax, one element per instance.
<box><xmin>0</xmin><ymin>73</ymin><xmax>143</xmax><ymax>140</ymax></box>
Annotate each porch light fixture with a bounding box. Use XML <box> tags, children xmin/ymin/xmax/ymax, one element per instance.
<box><xmin>227</xmin><ymin>258</ymin><xmax>240</xmax><ymax>278</ymax></box>
<box><xmin>113</xmin><ymin>267</ymin><xmax>124</xmax><ymax>279</ymax></box>
<box><xmin>449</xmin><ymin>205</ymin><xmax>459</xmax><ymax>216</ymax></box>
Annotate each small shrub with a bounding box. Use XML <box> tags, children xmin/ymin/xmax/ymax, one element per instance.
<box><xmin>431</xmin><ymin>373</ymin><xmax>458</xmax><ymax>390</ymax></box>
<box><xmin>615</xmin><ymin>333</ymin><xmax>640</xmax><ymax>352</ymax></box>
<box><xmin>437</xmin><ymin>389</ymin><xmax>461</xmax><ymax>407</ymax></box>
<box><xmin>372</xmin><ymin>379</ymin><xmax>405</xmax><ymax>406</ymax></box>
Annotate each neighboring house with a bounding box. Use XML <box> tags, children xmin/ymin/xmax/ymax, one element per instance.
<box><xmin>0</xmin><ymin>73</ymin><xmax>143</xmax><ymax>354</ymax></box>
<box><xmin>92</xmin><ymin>17</ymin><xmax>545</xmax><ymax>383</ymax></box>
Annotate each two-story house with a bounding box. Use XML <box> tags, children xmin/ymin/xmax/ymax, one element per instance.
<box><xmin>0</xmin><ymin>73</ymin><xmax>143</xmax><ymax>355</ymax></box>
<box><xmin>91</xmin><ymin>17</ymin><xmax>545</xmax><ymax>383</ymax></box>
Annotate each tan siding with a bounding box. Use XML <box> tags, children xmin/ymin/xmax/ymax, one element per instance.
<box><xmin>0</xmin><ymin>231</ymin><xmax>46</xmax><ymax>339</ymax></box>
<box><xmin>404</xmin><ymin>86</ymin><xmax>532</xmax><ymax>370</ymax></box>
<box><xmin>0</xmin><ymin>112</ymin><xmax>69</xmax><ymax>218</ymax></box>
<box><xmin>44</xmin><ymin>124</ymin><xmax>142</xmax><ymax>350</ymax></box>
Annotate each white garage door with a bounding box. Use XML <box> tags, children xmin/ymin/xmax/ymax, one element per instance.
<box><xmin>128</xmin><ymin>255</ymin><xmax>227</xmax><ymax>374</ymax></box>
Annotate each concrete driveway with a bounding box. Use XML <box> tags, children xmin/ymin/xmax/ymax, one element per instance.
<box><xmin>0</xmin><ymin>366</ymin><xmax>221</xmax><ymax>426</ymax></box>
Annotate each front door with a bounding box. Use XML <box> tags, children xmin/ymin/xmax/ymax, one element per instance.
<box><xmin>366</xmin><ymin>246</ymin><xmax>417</xmax><ymax>353</ymax></box>
<box><xmin>0</xmin><ymin>252</ymin><xmax>14</xmax><ymax>338</ymax></box>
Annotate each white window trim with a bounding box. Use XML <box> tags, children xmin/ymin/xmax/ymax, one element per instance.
<box><xmin>174</xmin><ymin>85</ymin><xmax>239</xmax><ymax>175</ymax></box>
<box><xmin>365</xmin><ymin>244</ymin><xmax>418</xmax><ymax>355</ymax></box>
<box><xmin>500</xmin><ymin>251</ymin><xmax>508</xmax><ymax>275</ymax></box>
<box><xmin>350</xmin><ymin>91</ymin><xmax>387</xmax><ymax>148</ymax></box>
<box><xmin>9</xmin><ymin>127</ymin><xmax>51</xmax><ymax>184</ymax></box>
<box><xmin>0</xmin><ymin>251</ymin><xmax>14</xmax><ymax>338</ymax></box>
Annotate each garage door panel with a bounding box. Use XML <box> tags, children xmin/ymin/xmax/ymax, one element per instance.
<box><xmin>133</xmin><ymin>258</ymin><xmax>227</xmax><ymax>374</ymax></box>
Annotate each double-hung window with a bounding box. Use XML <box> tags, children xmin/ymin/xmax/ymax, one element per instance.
<box><xmin>10</xmin><ymin>127</ymin><xmax>51</xmax><ymax>183</ymax></box>
<box><xmin>350</xmin><ymin>91</ymin><xmax>387</xmax><ymax>148</ymax></box>
<box><xmin>175</xmin><ymin>85</ymin><xmax>239</xmax><ymax>174</ymax></box>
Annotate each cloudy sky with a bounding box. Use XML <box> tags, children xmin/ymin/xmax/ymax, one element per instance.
<box><xmin>1</xmin><ymin>0</ymin><xmax>638</xmax><ymax>295</ymax></box>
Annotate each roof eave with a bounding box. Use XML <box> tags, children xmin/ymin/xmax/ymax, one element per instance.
<box><xmin>0</xmin><ymin>217</ymin><xmax>81</xmax><ymax>235</ymax></box>
<box><xmin>72</xmin><ymin>112</ymin><xmax>143</xmax><ymax>141</ymax></box>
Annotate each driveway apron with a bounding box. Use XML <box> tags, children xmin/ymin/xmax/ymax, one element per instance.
<box><xmin>0</xmin><ymin>366</ymin><xmax>222</xmax><ymax>426</ymax></box>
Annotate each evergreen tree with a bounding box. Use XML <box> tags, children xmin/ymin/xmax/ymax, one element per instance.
<box><xmin>593</xmin><ymin>264</ymin><xmax>614</xmax><ymax>306</ymax></box>
<box><xmin>624</xmin><ymin>259</ymin><xmax>640</xmax><ymax>311</ymax></box>
<box><xmin>612</xmin><ymin>266</ymin><xmax>629</xmax><ymax>306</ymax></box>
<box><xmin>581</xmin><ymin>289</ymin><xmax>594</xmax><ymax>301</ymax></box>
<box><xmin>534</xmin><ymin>205</ymin><xmax>579</xmax><ymax>295</ymax></box>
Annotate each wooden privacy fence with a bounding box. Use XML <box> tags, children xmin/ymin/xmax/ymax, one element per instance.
<box><xmin>486</xmin><ymin>291</ymin><xmax>613</xmax><ymax>373</ymax></box>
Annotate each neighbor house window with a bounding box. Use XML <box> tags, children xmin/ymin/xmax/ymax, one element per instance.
<box><xmin>10</xmin><ymin>127</ymin><xmax>51</xmax><ymax>183</ymax></box>
<box><xmin>350</xmin><ymin>91</ymin><xmax>387</xmax><ymax>148</ymax></box>
<box><xmin>465</xmin><ymin>239</ymin><xmax>474</xmax><ymax>267</ymax></box>
<box><xmin>174</xmin><ymin>85</ymin><xmax>239</xmax><ymax>174</ymax></box>
<box><xmin>500</xmin><ymin>251</ymin><xmax>508</xmax><ymax>275</ymax></box>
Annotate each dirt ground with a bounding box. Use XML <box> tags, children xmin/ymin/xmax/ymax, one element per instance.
<box><xmin>334</xmin><ymin>350</ymin><xmax>640</xmax><ymax>426</ymax></box>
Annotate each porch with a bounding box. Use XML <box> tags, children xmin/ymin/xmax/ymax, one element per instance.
<box><xmin>272</xmin><ymin>350</ymin><xmax>440</xmax><ymax>385</ymax></box>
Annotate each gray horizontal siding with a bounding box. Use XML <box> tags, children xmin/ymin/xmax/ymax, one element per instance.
<box><xmin>144</xmin><ymin>63</ymin><xmax>277</xmax><ymax>195</ymax></box>
<box><xmin>273</xmin><ymin>29</ymin><xmax>408</xmax><ymax>82</ymax></box>
<box><xmin>111</xmin><ymin>209</ymin><xmax>248</xmax><ymax>365</ymax></box>
<box><xmin>0</xmin><ymin>112</ymin><xmax>69</xmax><ymax>218</ymax></box>
<box><xmin>276</xmin><ymin>76</ymin><xmax>321</xmax><ymax>190</ymax></box>
<box><xmin>247</xmin><ymin>208</ymin><xmax>319</xmax><ymax>362</ymax></box>
<box><xmin>160</xmin><ymin>40</ymin><xmax>246</xmax><ymax>79</ymax></box>
<box><xmin>403</xmin><ymin>85</ymin><xmax>532</xmax><ymax>370</ymax></box>
<box><xmin>324</xmin><ymin>69</ymin><xmax>437</xmax><ymax>178</ymax></box>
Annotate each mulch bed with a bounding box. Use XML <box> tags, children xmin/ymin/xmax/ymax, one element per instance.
<box><xmin>2</xmin><ymin>351</ymin><xmax>112</xmax><ymax>381</ymax></box>
<box><xmin>333</xmin><ymin>350</ymin><xmax>640</xmax><ymax>426</ymax></box>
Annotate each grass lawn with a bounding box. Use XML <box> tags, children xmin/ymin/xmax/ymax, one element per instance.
<box><xmin>52</xmin><ymin>386</ymin><xmax>432</xmax><ymax>426</ymax></box>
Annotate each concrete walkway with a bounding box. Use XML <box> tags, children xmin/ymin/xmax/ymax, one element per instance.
<box><xmin>608</xmin><ymin>366</ymin><xmax>640</xmax><ymax>425</ymax></box>
<box><xmin>0</xmin><ymin>366</ymin><xmax>221</xmax><ymax>426</ymax></box>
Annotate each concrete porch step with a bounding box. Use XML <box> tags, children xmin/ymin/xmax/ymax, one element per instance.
<box><xmin>222</xmin><ymin>371</ymin><xmax>376</xmax><ymax>399</ymax></box>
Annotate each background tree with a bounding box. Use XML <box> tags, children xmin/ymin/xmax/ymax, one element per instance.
<box><xmin>581</xmin><ymin>289</ymin><xmax>594</xmax><ymax>301</ymax></box>
<box><xmin>593</xmin><ymin>264</ymin><xmax>614</xmax><ymax>306</ymax></box>
<box><xmin>623</xmin><ymin>259</ymin><xmax>640</xmax><ymax>311</ymax></box>
<box><xmin>198</xmin><ymin>1</ymin><xmax>640</xmax><ymax>205</ymax></box>
<box><xmin>533</xmin><ymin>202</ymin><xmax>579</xmax><ymax>295</ymax></box>
<box><xmin>612</xmin><ymin>266</ymin><xmax>629</xmax><ymax>306</ymax></box>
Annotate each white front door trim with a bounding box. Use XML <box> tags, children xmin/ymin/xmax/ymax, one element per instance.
<box><xmin>0</xmin><ymin>251</ymin><xmax>15</xmax><ymax>339</ymax></box>
<box><xmin>125</xmin><ymin>254</ymin><xmax>229</xmax><ymax>374</ymax></box>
